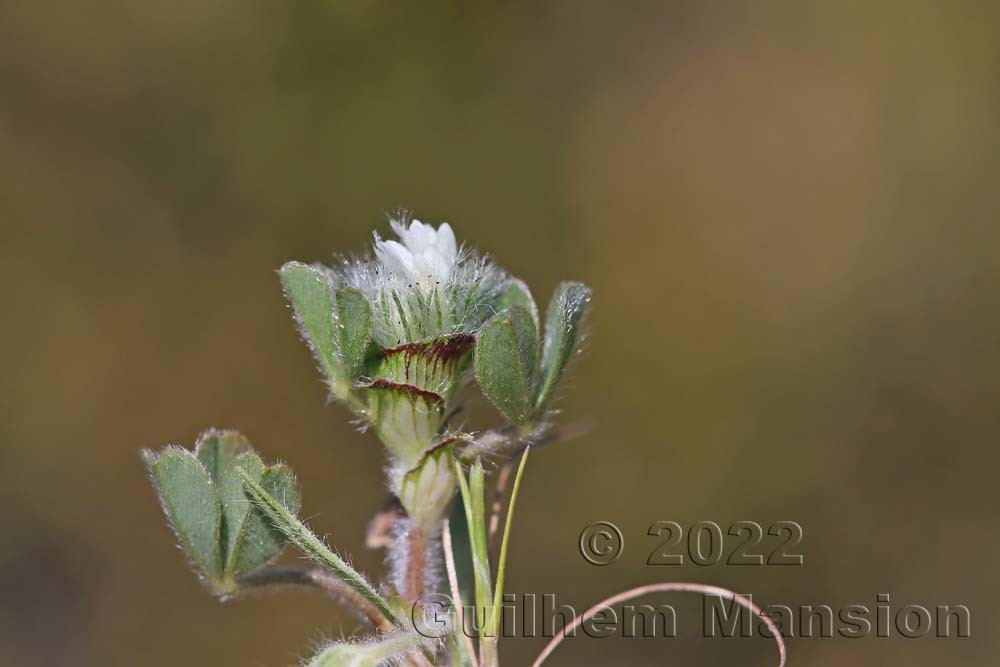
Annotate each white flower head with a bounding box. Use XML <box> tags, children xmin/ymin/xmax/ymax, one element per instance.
<box><xmin>341</xmin><ymin>215</ymin><xmax>506</xmax><ymax>347</ymax></box>
<box><xmin>374</xmin><ymin>220</ymin><xmax>458</xmax><ymax>292</ymax></box>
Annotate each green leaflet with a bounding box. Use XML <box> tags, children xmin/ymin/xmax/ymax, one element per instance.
<box><xmin>477</xmin><ymin>280</ymin><xmax>591</xmax><ymax>425</ymax></box>
<box><xmin>334</xmin><ymin>287</ymin><xmax>373</xmax><ymax>386</ymax></box>
<box><xmin>474</xmin><ymin>306</ymin><xmax>539</xmax><ymax>424</ymax></box>
<box><xmin>496</xmin><ymin>277</ymin><xmax>539</xmax><ymax>331</ymax></box>
<box><xmin>143</xmin><ymin>447</ymin><xmax>222</xmax><ymax>583</ymax></box>
<box><xmin>280</xmin><ymin>262</ymin><xmax>338</xmax><ymax>381</ymax></box>
<box><xmin>228</xmin><ymin>458</ymin><xmax>301</xmax><ymax>575</ymax></box>
<box><xmin>195</xmin><ymin>430</ymin><xmax>259</xmax><ymax>574</ymax></box>
<box><xmin>534</xmin><ymin>281</ymin><xmax>592</xmax><ymax>414</ymax></box>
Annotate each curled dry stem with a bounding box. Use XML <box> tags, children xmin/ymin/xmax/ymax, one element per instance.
<box><xmin>530</xmin><ymin>581</ymin><xmax>787</xmax><ymax>667</ymax></box>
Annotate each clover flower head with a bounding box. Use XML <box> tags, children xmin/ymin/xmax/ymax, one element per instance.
<box><xmin>374</xmin><ymin>219</ymin><xmax>458</xmax><ymax>292</ymax></box>
<box><xmin>344</xmin><ymin>215</ymin><xmax>506</xmax><ymax>347</ymax></box>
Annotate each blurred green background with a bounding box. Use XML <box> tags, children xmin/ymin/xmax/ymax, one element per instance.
<box><xmin>2</xmin><ymin>1</ymin><xmax>997</xmax><ymax>665</ymax></box>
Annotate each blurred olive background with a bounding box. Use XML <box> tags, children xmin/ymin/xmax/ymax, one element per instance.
<box><xmin>2</xmin><ymin>1</ymin><xmax>998</xmax><ymax>665</ymax></box>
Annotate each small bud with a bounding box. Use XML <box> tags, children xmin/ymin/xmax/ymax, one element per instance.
<box><xmin>361</xmin><ymin>380</ymin><xmax>447</xmax><ymax>467</ymax></box>
<box><xmin>307</xmin><ymin>643</ymin><xmax>378</xmax><ymax>667</ymax></box>
<box><xmin>307</xmin><ymin>632</ymin><xmax>427</xmax><ymax>667</ymax></box>
<box><xmin>398</xmin><ymin>443</ymin><xmax>457</xmax><ymax>524</ymax></box>
<box><xmin>359</xmin><ymin>333</ymin><xmax>475</xmax><ymax>466</ymax></box>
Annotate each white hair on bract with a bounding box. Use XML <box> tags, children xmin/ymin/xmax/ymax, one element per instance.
<box><xmin>338</xmin><ymin>215</ymin><xmax>507</xmax><ymax>347</ymax></box>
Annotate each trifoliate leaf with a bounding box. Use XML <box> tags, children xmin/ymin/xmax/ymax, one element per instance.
<box><xmin>145</xmin><ymin>430</ymin><xmax>303</xmax><ymax>591</ymax></box>
<box><xmin>534</xmin><ymin>281</ymin><xmax>592</xmax><ymax>413</ymax></box>
<box><xmin>280</xmin><ymin>262</ymin><xmax>374</xmax><ymax>401</ymax></box>
<box><xmin>143</xmin><ymin>447</ymin><xmax>222</xmax><ymax>583</ymax></box>
<box><xmin>474</xmin><ymin>305</ymin><xmax>538</xmax><ymax>424</ymax></box>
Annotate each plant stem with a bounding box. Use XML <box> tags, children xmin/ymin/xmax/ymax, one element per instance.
<box><xmin>490</xmin><ymin>447</ymin><xmax>530</xmax><ymax>631</ymax></box>
<box><xmin>453</xmin><ymin>458</ymin><xmax>493</xmax><ymax>629</ymax></box>
<box><xmin>480</xmin><ymin>637</ymin><xmax>499</xmax><ymax>667</ymax></box>
<box><xmin>237</xmin><ymin>468</ymin><xmax>401</xmax><ymax>627</ymax></box>
<box><xmin>442</xmin><ymin>518</ymin><xmax>478</xmax><ymax>667</ymax></box>
<box><xmin>398</xmin><ymin>520</ymin><xmax>427</xmax><ymax>604</ymax></box>
<box><xmin>530</xmin><ymin>582</ymin><xmax>787</xmax><ymax>667</ymax></box>
<box><xmin>236</xmin><ymin>567</ymin><xmax>394</xmax><ymax>631</ymax></box>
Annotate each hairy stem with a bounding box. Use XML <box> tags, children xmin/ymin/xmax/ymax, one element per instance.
<box><xmin>236</xmin><ymin>567</ymin><xmax>394</xmax><ymax>631</ymax></box>
<box><xmin>401</xmin><ymin>522</ymin><xmax>428</xmax><ymax>604</ymax></box>
<box><xmin>236</xmin><ymin>468</ymin><xmax>401</xmax><ymax>627</ymax></box>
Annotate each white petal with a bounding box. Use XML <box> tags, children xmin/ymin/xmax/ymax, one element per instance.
<box><xmin>397</xmin><ymin>219</ymin><xmax>435</xmax><ymax>253</ymax></box>
<box><xmin>377</xmin><ymin>219</ymin><xmax>461</xmax><ymax>290</ymax></box>
<box><xmin>415</xmin><ymin>247</ymin><xmax>451</xmax><ymax>283</ymax></box>
<box><xmin>375</xmin><ymin>239</ymin><xmax>415</xmax><ymax>280</ymax></box>
<box><xmin>435</xmin><ymin>223</ymin><xmax>458</xmax><ymax>264</ymax></box>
